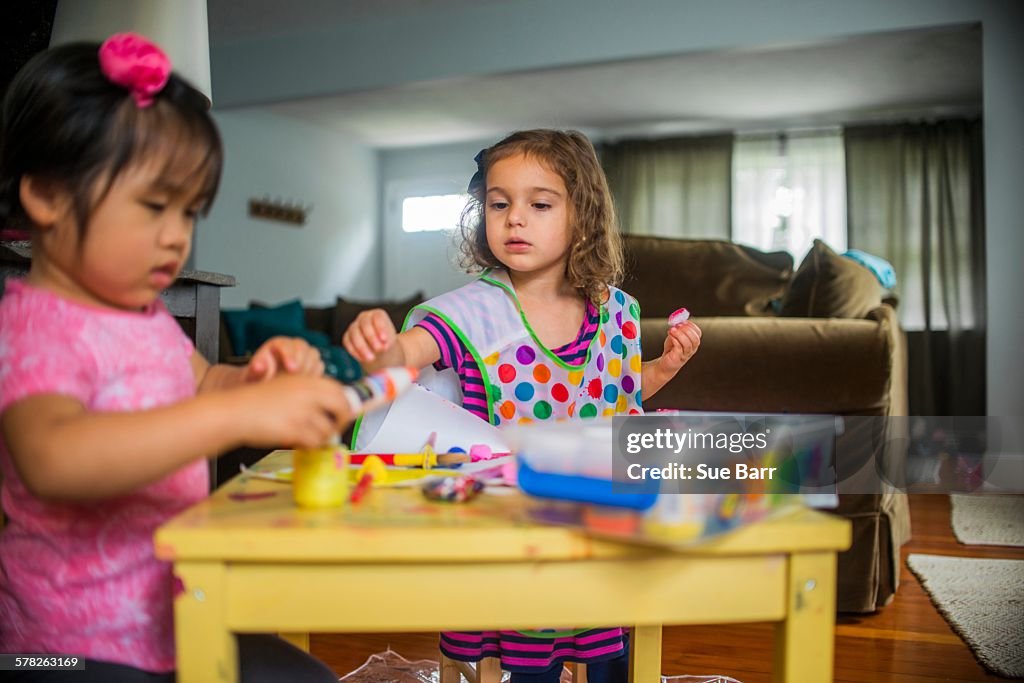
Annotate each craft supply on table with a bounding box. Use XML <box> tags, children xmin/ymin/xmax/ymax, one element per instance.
<box><xmin>421</xmin><ymin>474</ymin><xmax>485</xmax><ymax>503</ymax></box>
<box><xmin>469</xmin><ymin>444</ymin><xmax>511</xmax><ymax>462</ymax></box>
<box><xmin>243</xmin><ymin>457</ymin><xmax>463</xmax><ymax>488</ymax></box>
<box><xmin>292</xmin><ymin>445</ymin><xmax>349</xmax><ymax>509</ymax></box>
<box><xmin>349</xmin><ymin>454</ymin><xmax>386</xmax><ymax>505</ymax></box>
<box><xmin>353</xmin><ymin>382</ymin><xmax>511</xmax><ymax>454</ymax></box>
<box><xmin>502</xmin><ymin>414</ymin><xmax>840</xmax><ymax>547</ymax></box>
<box><xmin>288</xmin><ymin>367</ymin><xmax>417</xmax><ymax>509</ymax></box>
<box><xmin>583</xmin><ymin>506</ymin><xmax>641</xmax><ymax>535</ymax></box>
<box><xmin>228</xmin><ymin>490</ymin><xmax>278</xmax><ymax>502</ymax></box>
<box><xmin>348</xmin><ymin>448</ymin><xmax>468</xmax><ymax>467</ymax></box>
<box><xmin>668</xmin><ymin>307</ymin><xmax>690</xmax><ymax>326</ymax></box>
<box><xmin>342</xmin><ymin>366</ymin><xmax>418</xmax><ymax>415</ymax></box>
<box><xmin>505</xmin><ymin>421</ymin><xmax>659</xmax><ymax>510</ymax></box>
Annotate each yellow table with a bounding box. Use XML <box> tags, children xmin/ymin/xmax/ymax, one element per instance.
<box><xmin>155</xmin><ymin>451</ymin><xmax>850</xmax><ymax>683</ymax></box>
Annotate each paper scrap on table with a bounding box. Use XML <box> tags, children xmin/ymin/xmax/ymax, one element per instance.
<box><xmin>355</xmin><ymin>383</ymin><xmax>510</xmax><ymax>454</ymax></box>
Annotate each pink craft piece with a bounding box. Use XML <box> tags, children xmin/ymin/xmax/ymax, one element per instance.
<box><xmin>668</xmin><ymin>307</ymin><xmax>690</xmax><ymax>326</ymax></box>
<box><xmin>98</xmin><ymin>32</ymin><xmax>171</xmax><ymax>107</ymax></box>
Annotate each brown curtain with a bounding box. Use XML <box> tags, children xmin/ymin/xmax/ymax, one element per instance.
<box><xmin>845</xmin><ymin>120</ymin><xmax>985</xmax><ymax>415</ymax></box>
<box><xmin>601</xmin><ymin>134</ymin><xmax>733</xmax><ymax>238</ymax></box>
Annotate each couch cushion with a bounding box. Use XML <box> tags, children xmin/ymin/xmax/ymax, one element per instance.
<box><xmin>303</xmin><ymin>304</ymin><xmax>336</xmax><ymax>337</ymax></box>
<box><xmin>621</xmin><ymin>236</ymin><xmax>793</xmax><ymax>318</ymax></box>
<box><xmin>639</xmin><ymin>316</ymin><xmax>893</xmax><ymax>415</ymax></box>
<box><xmin>331</xmin><ymin>291</ymin><xmax>425</xmax><ymax>341</ymax></box>
<box><xmin>246</xmin><ymin>320</ymin><xmax>331</xmax><ymax>351</ymax></box>
<box><xmin>780</xmin><ymin>239</ymin><xmax>884</xmax><ymax>319</ymax></box>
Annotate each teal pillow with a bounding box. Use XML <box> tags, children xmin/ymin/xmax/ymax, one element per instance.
<box><xmin>222</xmin><ymin>299</ymin><xmax>305</xmax><ymax>355</ymax></box>
<box><xmin>322</xmin><ymin>345</ymin><xmax>363</xmax><ymax>383</ymax></box>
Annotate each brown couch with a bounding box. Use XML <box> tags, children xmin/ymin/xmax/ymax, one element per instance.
<box><xmin>625</xmin><ymin>235</ymin><xmax>910</xmax><ymax>613</ymax></box>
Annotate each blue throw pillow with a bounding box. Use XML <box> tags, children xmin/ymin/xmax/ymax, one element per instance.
<box><xmin>222</xmin><ymin>299</ymin><xmax>306</xmax><ymax>356</ymax></box>
<box><xmin>842</xmin><ymin>249</ymin><xmax>897</xmax><ymax>289</ymax></box>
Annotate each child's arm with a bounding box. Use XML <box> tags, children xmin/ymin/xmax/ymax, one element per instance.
<box><xmin>341</xmin><ymin>309</ymin><xmax>440</xmax><ymax>373</ymax></box>
<box><xmin>193</xmin><ymin>337</ymin><xmax>326</xmax><ymax>393</ymax></box>
<box><xmin>641</xmin><ymin>320</ymin><xmax>702</xmax><ymax>398</ymax></box>
<box><xmin>0</xmin><ymin>374</ymin><xmax>353</xmax><ymax>502</ymax></box>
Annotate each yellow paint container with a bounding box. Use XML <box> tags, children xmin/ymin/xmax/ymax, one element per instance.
<box><xmin>292</xmin><ymin>446</ymin><xmax>349</xmax><ymax>508</ymax></box>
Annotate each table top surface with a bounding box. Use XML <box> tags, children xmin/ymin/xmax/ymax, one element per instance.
<box><xmin>156</xmin><ymin>451</ymin><xmax>850</xmax><ymax>564</ymax></box>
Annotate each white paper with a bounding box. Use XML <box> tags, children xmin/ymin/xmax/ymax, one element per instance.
<box><xmin>355</xmin><ymin>383</ymin><xmax>510</xmax><ymax>454</ymax></box>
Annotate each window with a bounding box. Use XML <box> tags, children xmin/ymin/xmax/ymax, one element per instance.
<box><xmin>732</xmin><ymin>130</ymin><xmax>846</xmax><ymax>260</ymax></box>
<box><xmin>401</xmin><ymin>193</ymin><xmax>469</xmax><ymax>233</ymax></box>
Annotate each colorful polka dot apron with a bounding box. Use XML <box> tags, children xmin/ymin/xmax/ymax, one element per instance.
<box><xmin>405</xmin><ymin>270</ymin><xmax>643</xmax><ymax>426</ymax></box>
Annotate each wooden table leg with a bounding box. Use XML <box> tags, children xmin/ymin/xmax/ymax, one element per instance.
<box><xmin>477</xmin><ymin>657</ymin><xmax>502</xmax><ymax>683</ymax></box>
<box><xmin>773</xmin><ymin>552</ymin><xmax>837</xmax><ymax>683</ymax></box>
<box><xmin>628</xmin><ymin>625</ymin><xmax>662</xmax><ymax>683</ymax></box>
<box><xmin>174</xmin><ymin>562</ymin><xmax>237</xmax><ymax>683</ymax></box>
<box><xmin>439</xmin><ymin>654</ymin><xmax>463</xmax><ymax>683</ymax></box>
<box><xmin>279</xmin><ymin>632</ymin><xmax>309</xmax><ymax>652</ymax></box>
<box><xmin>568</xmin><ymin>661</ymin><xmax>588</xmax><ymax>682</ymax></box>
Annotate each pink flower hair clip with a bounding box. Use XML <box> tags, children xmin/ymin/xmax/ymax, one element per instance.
<box><xmin>98</xmin><ymin>32</ymin><xmax>171</xmax><ymax>108</ymax></box>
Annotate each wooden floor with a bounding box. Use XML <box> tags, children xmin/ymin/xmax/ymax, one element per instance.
<box><xmin>310</xmin><ymin>495</ymin><xmax>1024</xmax><ymax>681</ymax></box>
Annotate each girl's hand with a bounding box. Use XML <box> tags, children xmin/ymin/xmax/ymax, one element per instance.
<box><xmin>657</xmin><ymin>320</ymin><xmax>702</xmax><ymax>377</ymax></box>
<box><xmin>237</xmin><ymin>374</ymin><xmax>353</xmax><ymax>449</ymax></box>
<box><xmin>245</xmin><ymin>337</ymin><xmax>325</xmax><ymax>382</ymax></box>
<box><xmin>342</xmin><ymin>309</ymin><xmax>398</xmax><ymax>364</ymax></box>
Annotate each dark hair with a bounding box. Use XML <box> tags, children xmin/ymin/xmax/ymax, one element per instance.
<box><xmin>458</xmin><ymin>129</ymin><xmax>623</xmax><ymax>305</ymax></box>
<box><xmin>0</xmin><ymin>42</ymin><xmax>223</xmax><ymax>237</ymax></box>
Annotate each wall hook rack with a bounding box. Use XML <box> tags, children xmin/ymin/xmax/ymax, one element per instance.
<box><xmin>248</xmin><ymin>196</ymin><xmax>313</xmax><ymax>226</ymax></box>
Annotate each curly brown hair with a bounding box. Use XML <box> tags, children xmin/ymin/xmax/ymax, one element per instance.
<box><xmin>457</xmin><ymin>129</ymin><xmax>623</xmax><ymax>305</ymax></box>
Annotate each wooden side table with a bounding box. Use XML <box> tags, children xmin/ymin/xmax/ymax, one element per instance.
<box><xmin>160</xmin><ymin>269</ymin><xmax>237</xmax><ymax>364</ymax></box>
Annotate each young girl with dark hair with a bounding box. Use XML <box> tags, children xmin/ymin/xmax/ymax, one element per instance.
<box><xmin>0</xmin><ymin>34</ymin><xmax>350</xmax><ymax>683</ymax></box>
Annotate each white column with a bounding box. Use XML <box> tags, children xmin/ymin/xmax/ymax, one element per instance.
<box><xmin>49</xmin><ymin>0</ymin><xmax>211</xmax><ymax>104</ymax></box>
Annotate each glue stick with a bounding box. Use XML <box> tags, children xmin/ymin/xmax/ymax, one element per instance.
<box><xmin>341</xmin><ymin>366</ymin><xmax>418</xmax><ymax>416</ymax></box>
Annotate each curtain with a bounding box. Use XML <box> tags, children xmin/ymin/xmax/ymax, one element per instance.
<box><xmin>732</xmin><ymin>131</ymin><xmax>846</xmax><ymax>260</ymax></box>
<box><xmin>845</xmin><ymin>120</ymin><xmax>985</xmax><ymax>416</ymax></box>
<box><xmin>601</xmin><ymin>134</ymin><xmax>733</xmax><ymax>238</ymax></box>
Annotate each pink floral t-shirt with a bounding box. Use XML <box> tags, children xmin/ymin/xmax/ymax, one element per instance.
<box><xmin>0</xmin><ymin>280</ymin><xmax>208</xmax><ymax>673</ymax></box>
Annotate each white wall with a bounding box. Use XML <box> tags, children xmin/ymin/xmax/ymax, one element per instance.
<box><xmin>195</xmin><ymin>109</ymin><xmax>378</xmax><ymax>308</ymax></box>
<box><xmin>378</xmin><ymin>140</ymin><xmax>491</xmax><ymax>299</ymax></box>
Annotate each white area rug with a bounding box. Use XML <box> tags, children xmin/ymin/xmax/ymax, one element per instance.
<box><xmin>951</xmin><ymin>494</ymin><xmax>1024</xmax><ymax>547</ymax></box>
<box><xmin>907</xmin><ymin>554</ymin><xmax>1024</xmax><ymax>678</ymax></box>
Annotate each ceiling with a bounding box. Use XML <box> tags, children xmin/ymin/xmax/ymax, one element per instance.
<box><xmin>207</xmin><ymin>4</ymin><xmax>981</xmax><ymax>149</ymax></box>
<box><xmin>208</xmin><ymin>0</ymin><xmax>510</xmax><ymax>41</ymax></box>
